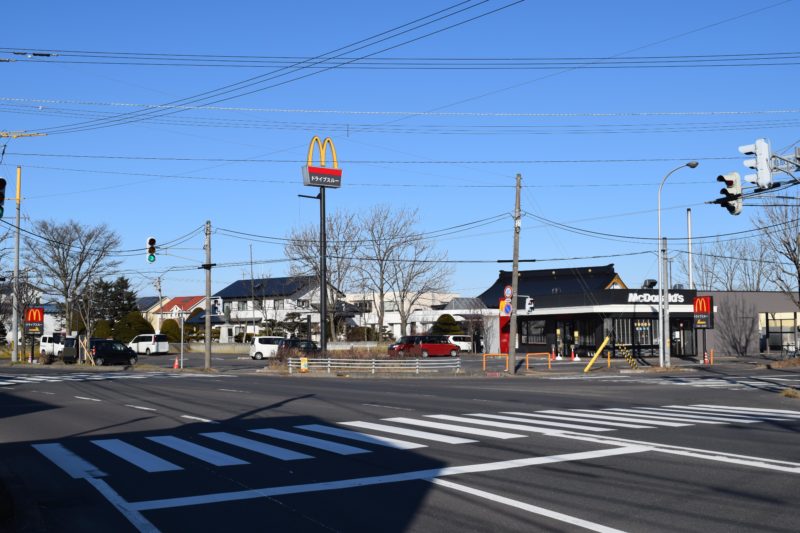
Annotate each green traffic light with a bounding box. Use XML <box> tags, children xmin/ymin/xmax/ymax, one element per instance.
<box><xmin>147</xmin><ymin>254</ymin><xmax>156</xmax><ymax>263</ymax></box>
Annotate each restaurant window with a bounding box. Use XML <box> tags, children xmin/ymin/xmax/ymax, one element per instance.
<box><xmin>521</xmin><ymin>320</ymin><xmax>546</xmax><ymax>344</ymax></box>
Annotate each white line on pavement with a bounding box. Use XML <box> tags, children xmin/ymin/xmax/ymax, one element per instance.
<box><xmin>32</xmin><ymin>443</ymin><xmax>107</xmax><ymax>479</ymax></box>
<box><xmin>361</xmin><ymin>403</ymin><xmax>413</xmax><ymax>411</ymax></box>
<box><xmin>385</xmin><ymin>417</ymin><xmax>526</xmax><ymax>439</ymax></box>
<box><xmin>75</xmin><ymin>396</ymin><xmax>102</xmax><ymax>402</ymax></box>
<box><xmin>180</xmin><ymin>415</ymin><xmax>217</xmax><ymax>424</ymax></box>
<box><xmin>125</xmin><ymin>405</ymin><xmax>157</xmax><ymax>411</ymax></box>
<box><xmin>92</xmin><ymin>439</ymin><xmax>182</xmax><ymax>473</ymax></box>
<box><xmin>432</xmin><ymin>479</ymin><xmax>627</xmax><ymax>533</ymax></box>
<box><xmin>85</xmin><ymin>477</ymin><xmax>160</xmax><ymax>533</ymax></box>
<box><xmin>340</xmin><ymin>421</ymin><xmax>477</xmax><ymax>444</ymax></box>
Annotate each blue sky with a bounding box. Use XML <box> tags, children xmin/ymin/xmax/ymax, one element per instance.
<box><xmin>1</xmin><ymin>0</ymin><xmax>798</xmax><ymax>299</ymax></box>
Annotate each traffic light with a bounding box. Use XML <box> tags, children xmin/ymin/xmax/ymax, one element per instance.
<box><xmin>716</xmin><ymin>172</ymin><xmax>742</xmax><ymax>215</ymax></box>
<box><xmin>738</xmin><ymin>138</ymin><xmax>772</xmax><ymax>189</ymax></box>
<box><xmin>0</xmin><ymin>178</ymin><xmax>6</xmax><ymax>218</ymax></box>
<box><xmin>146</xmin><ymin>236</ymin><xmax>156</xmax><ymax>263</ymax></box>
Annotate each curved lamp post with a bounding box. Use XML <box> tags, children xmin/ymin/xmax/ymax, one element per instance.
<box><xmin>658</xmin><ymin>161</ymin><xmax>699</xmax><ymax>367</ymax></box>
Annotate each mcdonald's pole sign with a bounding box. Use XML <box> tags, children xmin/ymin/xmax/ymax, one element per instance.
<box><xmin>24</xmin><ymin>307</ymin><xmax>44</xmax><ymax>335</ymax></box>
<box><xmin>693</xmin><ymin>296</ymin><xmax>714</xmax><ymax>329</ymax></box>
<box><xmin>302</xmin><ymin>136</ymin><xmax>342</xmax><ymax>188</ymax></box>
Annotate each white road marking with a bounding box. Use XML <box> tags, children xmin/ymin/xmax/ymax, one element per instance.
<box><xmin>32</xmin><ymin>390</ymin><xmax>56</xmax><ymax>395</ymax></box>
<box><xmin>218</xmin><ymin>388</ymin><xmax>246</xmax><ymax>393</ymax></box>
<box><xmin>432</xmin><ymin>479</ymin><xmax>627</xmax><ymax>533</ymax></box>
<box><xmin>201</xmin><ymin>432</ymin><xmax>313</xmax><ymax>461</ymax></box>
<box><xmin>385</xmin><ymin>417</ymin><xmax>526</xmax><ymax>439</ymax></box>
<box><xmin>340</xmin><ymin>421</ymin><xmax>477</xmax><ymax>444</ymax></box>
<box><xmin>662</xmin><ymin>405</ymin><xmax>796</xmax><ymax>421</ymax></box>
<box><xmin>464</xmin><ymin>413</ymin><xmax>619</xmax><ymax>432</ymax></box>
<box><xmin>250</xmin><ymin>428</ymin><xmax>369</xmax><ymax>455</ymax></box>
<box><xmin>626</xmin><ymin>407</ymin><xmax>761</xmax><ymax>424</ymax></box>
<box><xmin>125</xmin><ymin>405</ymin><xmax>157</xmax><ymax>411</ymax></box>
<box><xmin>297</xmin><ymin>424</ymin><xmax>426</xmax><ymax>450</ymax></box>
<box><xmin>75</xmin><ymin>396</ymin><xmax>102</xmax><ymax>402</ymax></box>
<box><xmin>361</xmin><ymin>403</ymin><xmax>413</xmax><ymax>411</ymax></box>
<box><xmin>92</xmin><ymin>439</ymin><xmax>182</xmax><ymax>473</ymax></box>
<box><xmin>130</xmin><ymin>445</ymin><xmax>649</xmax><ymax>511</ymax></box>
<box><xmin>181</xmin><ymin>415</ymin><xmax>217</xmax><ymax>424</ymax></box>
<box><xmin>601</xmin><ymin>408</ymin><xmax>728</xmax><ymax>424</ymax></box>
<box><xmin>502</xmin><ymin>411</ymin><xmax>653</xmax><ymax>429</ymax></box>
<box><xmin>548</xmin><ymin>409</ymin><xmax>689</xmax><ymax>427</ymax></box>
<box><xmin>692</xmin><ymin>404</ymin><xmax>800</xmax><ymax>418</ymax></box>
<box><xmin>85</xmin><ymin>477</ymin><xmax>160</xmax><ymax>533</ymax></box>
<box><xmin>147</xmin><ymin>436</ymin><xmax>248</xmax><ymax>466</ymax></box>
<box><xmin>32</xmin><ymin>443</ymin><xmax>107</xmax><ymax>479</ymax></box>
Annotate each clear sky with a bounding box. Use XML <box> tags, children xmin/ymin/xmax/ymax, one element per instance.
<box><xmin>1</xmin><ymin>0</ymin><xmax>798</xmax><ymax>300</ymax></box>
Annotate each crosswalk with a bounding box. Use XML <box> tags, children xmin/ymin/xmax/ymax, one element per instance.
<box><xmin>34</xmin><ymin>403</ymin><xmax>800</xmax><ymax>480</ymax></box>
<box><xmin>549</xmin><ymin>373</ymin><xmax>800</xmax><ymax>392</ymax></box>
<box><xmin>0</xmin><ymin>371</ymin><xmax>229</xmax><ymax>387</ymax></box>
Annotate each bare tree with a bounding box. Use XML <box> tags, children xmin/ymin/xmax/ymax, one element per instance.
<box><xmin>23</xmin><ymin>220</ymin><xmax>121</xmax><ymax>331</ymax></box>
<box><xmin>678</xmin><ymin>238</ymin><xmax>774</xmax><ymax>291</ymax></box>
<box><xmin>387</xmin><ymin>237</ymin><xmax>452</xmax><ymax>335</ymax></box>
<box><xmin>284</xmin><ymin>210</ymin><xmax>359</xmax><ymax>341</ymax></box>
<box><xmin>754</xmin><ymin>202</ymin><xmax>800</xmax><ymax>307</ymax></box>
<box><xmin>355</xmin><ymin>205</ymin><xmax>418</xmax><ymax>335</ymax></box>
<box><xmin>716</xmin><ymin>294</ymin><xmax>758</xmax><ymax>356</ymax></box>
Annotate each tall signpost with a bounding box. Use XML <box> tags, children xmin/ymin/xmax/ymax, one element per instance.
<box><xmin>693</xmin><ymin>296</ymin><xmax>714</xmax><ymax>363</ymax></box>
<box><xmin>301</xmin><ymin>136</ymin><xmax>342</xmax><ymax>355</ymax></box>
<box><xmin>24</xmin><ymin>307</ymin><xmax>44</xmax><ymax>363</ymax></box>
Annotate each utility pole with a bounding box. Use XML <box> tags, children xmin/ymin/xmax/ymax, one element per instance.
<box><xmin>11</xmin><ymin>166</ymin><xmax>21</xmax><ymax>363</ymax></box>
<box><xmin>663</xmin><ymin>237</ymin><xmax>671</xmax><ymax>368</ymax></box>
<box><xmin>320</xmin><ymin>186</ymin><xmax>328</xmax><ymax>355</ymax></box>
<box><xmin>508</xmin><ymin>173</ymin><xmax>522</xmax><ymax>374</ymax></box>
<box><xmin>202</xmin><ymin>221</ymin><xmax>214</xmax><ymax>370</ymax></box>
<box><xmin>686</xmin><ymin>208</ymin><xmax>694</xmax><ymax>290</ymax></box>
<box><xmin>154</xmin><ymin>277</ymin><xmax>163</xmax><ymax>333</ymax></box>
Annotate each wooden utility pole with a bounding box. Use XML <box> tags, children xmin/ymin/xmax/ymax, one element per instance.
<box><xmin>509</xmin><ymin>174</ymin><xmax>522</xmax><ymax>374</ymax></box>
<box><xmin>202</xmin><ymin>220</ymin><xmax>214</xmax><ymax>370</ymax></box>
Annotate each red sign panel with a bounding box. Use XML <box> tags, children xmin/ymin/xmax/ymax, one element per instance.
<box><xmin>693</xmin><ymin>296</ymin><xmax>714</xmax><ymax>329</ymax></box>
<box><xmin>24</xmin><ymin>307</ymin><xmax>44</xmax><ymax>335</ymax></box>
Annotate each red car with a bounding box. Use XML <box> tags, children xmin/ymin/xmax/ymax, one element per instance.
<box><xmin>387</xmin><ymin>335</ymin><xmax>460</xmax><ymax>357</ymax></box>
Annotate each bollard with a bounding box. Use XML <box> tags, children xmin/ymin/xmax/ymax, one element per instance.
<box><xmin>607</xmin><ymin>350</ymin><xmax>611</xmax><ymax>368</ymax></box>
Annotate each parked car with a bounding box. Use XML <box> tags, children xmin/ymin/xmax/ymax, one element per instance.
<box><xmin>61</xmin><ymin>336</ymin><xmax>79</xmax><ymax>364</ymax></box>
<box><xmin>249</xmin><ymin>336</ymin><xmax>285</xmax><ymax>360</ymax></box>
<box><xmin>128</xmin><ymin>334</ymin><xmax>169</xmax><ymax>355</ymax></box>
<box><xmin>276</xmin><ymin>338</ymin><xmax>320</xmax><ymax>357</ymax></box>
<box><xmin>387</xmin><ymin>335</ymin><xmax>460</xmax><ymax>358</ymax></box>
<box><xmin>91</xmin><ymin>339</ymin><xmax>138</xmax><ymax>366</ymax></box>
<box><xmin>39</xmin><ymin>334</ymin><xmax>64</xmax><ymax>358</ymax></box>
<box><xmin>446</xmin><ymin>335</ymin><xmax>473</xmax><ymax>353</ymax></box>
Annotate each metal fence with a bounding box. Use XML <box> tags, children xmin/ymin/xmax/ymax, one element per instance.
<box><xmin>287</xmin><ymin>357</ymin><xmax>461</xmax><ymax>375</ymax></box>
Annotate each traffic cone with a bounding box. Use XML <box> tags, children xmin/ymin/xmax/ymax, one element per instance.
<box><xmin>570</xmin><ymin>347</ymin><xmax>575</xmax><ymax>361</ymax></box>
<box><xmin>173</xmin><ymin>355</ymin><xmax>179</xmax><ymax>369</ymax></box>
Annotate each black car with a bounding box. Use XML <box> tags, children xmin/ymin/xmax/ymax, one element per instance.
<box><xmin>276</xmin><ymin>338</ymin><xmax>320</xmax><ymax>357</ymax></box>
<box><xmin>91</xmin><ymin>339</ymin><xmax>138</xmax><ymax>366</ymax></box>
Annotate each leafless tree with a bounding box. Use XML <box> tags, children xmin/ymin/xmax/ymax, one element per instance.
<box><xmin>387</xmin><ymin>237</ymin><xmax>452</xmax><ymax>335</ymax></box>
<box><xmin>716</xmin><ymin>294</ymin><xmax>758</xmax><ymax>356</ymax></box>
<box><xmin>753</xmin><ymin>202</ymin><xmax>800</xmax><ymax>306</ymax></box>
<box><xmin>355</xmin><ymin>205</ymin><xmax>418</xmax><ymax>335</ymax></box>
<box><xmin>23</xmin><ymin>220</ymin><xmax>121</xmax><ymax>331</ymax></box>
<box><xmin>284</xmin><ymin>210</ymin><xmax>359</xmax><ymax>341</ymax></box>
<box><xmin>678</xmin><ymin>238</ymin><xmax>773</xmax><ymax>291</ymax></box>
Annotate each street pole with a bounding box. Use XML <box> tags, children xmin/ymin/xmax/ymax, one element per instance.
<box><xmin>664</xmin><ymin>237</ymin><xmax>671</xmax><ymax>368</ymax></box>
<box><xmin>508</xmin><ymin>174</ymin><xmax>521</xmax><ymax>374</ymax></box>
<box><xmin>180</xmin><ymin>315</ymin><xmax>185</xmax><ymax>369</ymax></box>
<box><xmin>11</xmin><ymin>166</ymin><xmax>21</xmax><ymax>363</ymax></box>
<box><xmin>687</xmin><ymin>208</ymin><xmax>694</xmax><ymax>290</ymax></box>
<box><xmin>154</xmin><ymin>277</ymin><xmax>163</xmax><ymax>334</ymax></box>
<box><xmin>319</xmin><ymin>186</ymin><xmax>328</xmax><ymax>355</ymax></box>
<box><xmin>203</xmin><ymin>220</ymin><xmax>212</xmax><ymax>370</ymax></box>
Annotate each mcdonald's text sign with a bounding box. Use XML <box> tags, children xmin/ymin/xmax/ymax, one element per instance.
<box><xmin>24</xmin><ymin>307</ymin><xmax>44</xmax><ymax>335</ymax></box>
<box><xmin>693</xmin><ymin>296</ymin><xmax>714</xmax><ymax>329</ymax></box>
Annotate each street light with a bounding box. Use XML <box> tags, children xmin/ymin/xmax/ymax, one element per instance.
<box><xmin>658</xmin><ymin>161</ymin><xmax>698</xmax><ymax>368</ymax></box>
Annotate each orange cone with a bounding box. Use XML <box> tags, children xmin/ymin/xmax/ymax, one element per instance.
<box><xmin>173</xmin><ymin>355</ymin><xmax>179</xmax><ymax>369</ymax></box>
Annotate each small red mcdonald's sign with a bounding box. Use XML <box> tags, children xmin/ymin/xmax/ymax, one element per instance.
<box><xmin>24</xmin><ymin>307</ymin><xmax>45</xmax><ymax>335</ymax></box>
<box><xmin>693</xmin><ymin>296</ymin><xmax>714</xmax><ymax>330</ymax></box>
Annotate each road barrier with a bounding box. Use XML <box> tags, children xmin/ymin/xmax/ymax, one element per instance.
<box><xmin>288</xmin><ymin>357</ymin><xmax>461</xmax><ymax>375</ymax></box>
<box><xmin>525</xmin><ymin>352</ymin><xmax>552</xmax><ymax>370</ymax></box>
<box><xmin>482</xmin><ymin>353</ymin><xmax>509</xmax><ymax>372</ymax></box>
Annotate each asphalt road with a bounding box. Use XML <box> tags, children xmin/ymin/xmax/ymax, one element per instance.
<box><xmin>0</xmin><ymin>363</ymin><xmax>798</xmax><ymax>532</ymax></box>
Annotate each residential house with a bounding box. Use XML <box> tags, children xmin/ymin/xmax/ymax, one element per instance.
<box><xmin>152</xmin><ymin>296</ymin><xmax>205</xmax><ymax>330</ymax></box>
<box><xmin>137</xmin><ymin>296</ymin><xmax>169</xmax><ymax>332</ymax></box>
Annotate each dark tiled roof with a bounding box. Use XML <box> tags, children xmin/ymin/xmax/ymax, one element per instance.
<box><xmin>214</xmin><ymin>276</ymin><xmax>317</xmax><ymax>299</ymax></box>
<box><xmin>137</xmin><ymin>296</ymin><xmax>161</xmax><ymax>311</ymax></box>
<box><xmin>477</xmin><ymin>264</ymin><xmax>622</xmax><ymax>307</ymax></box>
<box><xmin>185</xmin><ymin>310</ymin><xmax>225</xmax><ymax>325</ymax></box>
<box><xmin>444</xmin><ymin>297</ymin><xmax>487</xmax><ymax>310</ymax></box>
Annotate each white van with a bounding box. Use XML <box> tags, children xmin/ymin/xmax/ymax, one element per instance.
<box><xmin>250</xmin><ymin>336</ymin><xmax>284</xmax><ymax>360</ymax></box>
<box><xmin>39</xmin><ymin>334</ymin><xmax>64</xmax><ymax>357</ymax></box>
<box><xmin>446</xmin><ymin>335</ymin><xmax>473</xmax><ymax>353</ymax></box>
<box><xmin>128</xmin><ymin>334</ymin><xmax>169</xmax><ymax>355</ymax></box>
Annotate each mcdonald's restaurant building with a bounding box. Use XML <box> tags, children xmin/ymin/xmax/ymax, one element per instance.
<box><xmin>477</xmin><ymin>265</ymin><xmax>699</xmax><ymax>358</ymax></box>
<box><xmin>479</xmin><ymin>265</ymin><xmax>800</xmax><ymax>357</ymax></box>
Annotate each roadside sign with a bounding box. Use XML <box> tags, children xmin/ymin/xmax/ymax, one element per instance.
<box><xmin>693</xmin><ymin>296</ymin><xmax>714</xmax><ymax>329</ymax></box>
<box><xmin>499</xmin><ymin>298</ymin><xmax>512</xmax><ymax>316</ymax></box>
<box><xmin>503</xmin><ymin>285</ymin><xmax>513</xmax><ymax>298</ymax></box>
<box><xmin>24</xmin><ymin>307</ymin><xmax>44</xmax><ymax>336</ymax></box>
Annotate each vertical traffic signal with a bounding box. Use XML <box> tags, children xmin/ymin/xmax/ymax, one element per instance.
<box><xmin>716</xmin><ymin>172</ymin><xmax>742</xmax><ymax>215</ymax></box>
<box><xmin>739</xmin><ymin>138</ymin><xmax>772</xmax><ymax>189</ymax></box>
<box><xmin>0</xmin><ymin>178</ymin><xmax>6</xmax><ymax>218</ymax></box>
<box><xmin>147</xmin><ymin>236</ymin><xmax>157</xmax><ymax>263</ymax></box>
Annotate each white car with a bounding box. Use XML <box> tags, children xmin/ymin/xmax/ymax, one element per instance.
<box><xmin>128</xmin><ymin>334</ymin><xmax>169</xmax><ymax>355</ymax></box>
<box><xmin>39</xmin><ymin>334</ymin><xmax>64</xmax><ymax>357</ymax></box>
<box><xmin>446</xmin><ymin>335</ymin><xmax>473</xmax><ymax>353</ymax></box>
<box><xmin>249</xmin><ymin>336</ymin><xmax>284</xmax><ymax>360</ymax></box>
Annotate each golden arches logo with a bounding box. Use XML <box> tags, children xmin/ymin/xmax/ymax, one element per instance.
<box><xmin>694</xmin><ymin>297</ymin><xmax>709</xmax><ymax>314</ymax></box>
<box><xmin>306</xmin><ymin>136</ymin><xmax>339</xmax><ymax>168</ymax></box>
<box><xmin>25</xmin><ymin>307</ymin><xmax>44</xmax><ymax>323</ymax></box>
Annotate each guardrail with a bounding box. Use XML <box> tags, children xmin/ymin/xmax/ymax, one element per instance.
<box><xmin>482</xmin><ymin>353</ymin><xmax>509</xmax><ymax>372</ymax></box>
<box><xmin>525</xmin><ymin>352</ymin><xmax>551</xmax><ymax>370</ymax></box>
<box><xmin>287</xmin><ymin>357</ymin><xmax>461</xmax><ymax>375</ymax></box>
